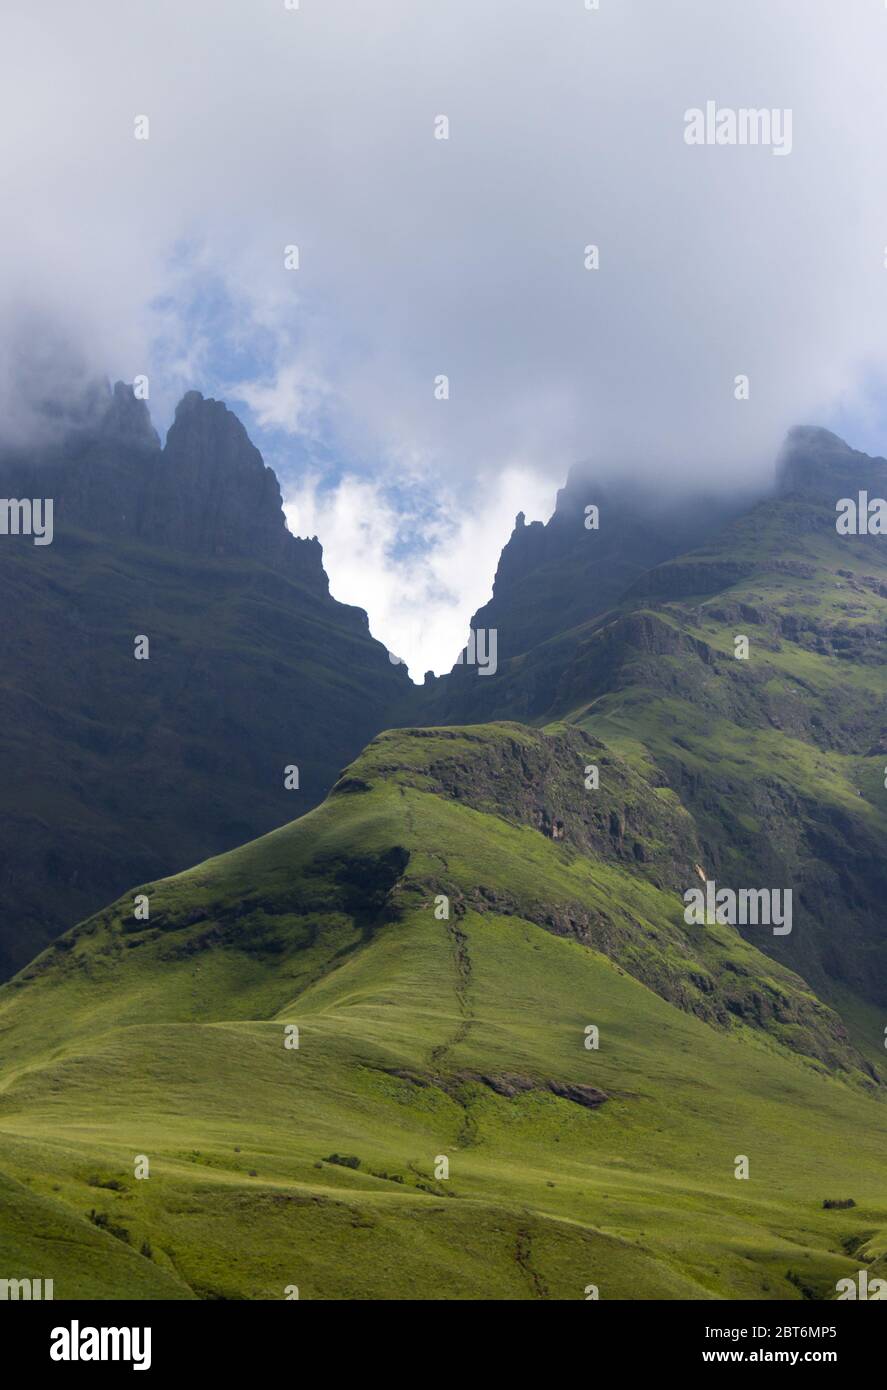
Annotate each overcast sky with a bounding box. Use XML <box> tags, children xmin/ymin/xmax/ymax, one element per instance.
<box><xmin>4</xmin><ymin>0</ymin><xmax>887</xmax><ymax>675</ymax></box>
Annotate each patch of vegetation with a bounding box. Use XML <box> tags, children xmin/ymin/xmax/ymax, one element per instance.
<box><xmin>88</xmin><ymin>1209</ymin><xmax>131</xmax><ymax>1244</ymax></box>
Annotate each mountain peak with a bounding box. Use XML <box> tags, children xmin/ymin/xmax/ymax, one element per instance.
<box><xmin>167</xmin><ymin>390</ymin><xmax>263</xmax><ymax>467</ymax></box>
<box><xmin>777</xmin><ymin>425</ymin><xmax>887</xmax><ymax>500</ymax></box>
<box><xmin>158</xmin><ymin>390</ymin><xmax>315</xmax><ymax>569</ymax></box>
<box><xmin>103</xmin><ymin>380</ymin><xmax>161</xmax><ymax>452</ymax></box>
<box><xmin>784</xmin><ymin>424</ymin><xmax>849</xmax><ymax>449</ymax></box>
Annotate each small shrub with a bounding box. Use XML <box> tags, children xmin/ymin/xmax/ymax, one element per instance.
<box><xmin>88</xmin><ymin>1209</ymin><xmax>130</xmax><ymax>1244</ymax></box>
<box><xmin>87</xmin><ymin>1175</ymin><xmax>125</xmax><ymax>1191</ymax></box>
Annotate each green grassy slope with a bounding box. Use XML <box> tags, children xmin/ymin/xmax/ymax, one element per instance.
<box><xmin>554</xmin><ymin>490</ymin><xmax>887</xmax><ymax>1048</ymax></box>
<box><xmin>1</xmin><ymin>725</ymin><xmax>884</xmax><ymax>1300</ymax></box>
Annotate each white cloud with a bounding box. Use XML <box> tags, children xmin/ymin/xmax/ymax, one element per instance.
<box><xmin>6</xmin><ymin>1</ymin><xmax>887</xmax><ymax>665</ymax></box>
<box><xmin>283</xmin><ymin>466</ymin><xmax>554</xmax><ymax>680</ymax></box>
<box><xmin>232</xmin><ymin>361</ymin><xmax>328</xmax><ymax>436</ymax></box>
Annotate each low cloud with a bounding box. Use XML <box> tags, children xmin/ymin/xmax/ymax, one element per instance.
<box><xmin>5</xmin><ymin>0</ymin><xmax>887</xmax><ymax>665</ymax></box>
<box><xmin>284</xmin><ymin>466</ymin><xmax>553</xmax><ymax>679</ymax></box>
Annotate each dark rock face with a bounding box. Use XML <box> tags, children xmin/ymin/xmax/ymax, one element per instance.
<box><xmin>776</xmin><ymin>425</ymin><xmax>887</xmax><ymax>503</ymax></box>
<box><xmin>413</xmin><ymin>426</ymin><xmax>887</xmax><ymax>729</ymax></box>
<box><xmin>146</xmin><ymin>391</ymin><xmax>320</xmax><ymax>573</ymax></box>
<box><xmin>0</xmin><ymin>382</ymin><xmax>409</xmax><ymax>979</ymax></box>
<box><xmin>476</xmin><ymin>468</ymin><xmax>743</xmax><ymax>648</ymax></box>
<box><xmin>389</xmin><ymin>723</ymin><xmax>702</xmax><ymax>891</ymax></box>
<box><xmin>412</xmin><ymin>469</ymin><xmax>744</xmax><ymax>727</ymax></box>
<box><xmin>475</xmin><ymin>1073</ymin><xmax>608</xmax><ymax>1109</ymax></box>
<box><xmin>3</xmin><ymin>382</ymin><xmax>328</xmax><ymax>584</ymax></box>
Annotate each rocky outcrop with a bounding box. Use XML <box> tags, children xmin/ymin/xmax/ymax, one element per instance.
<box><xmin>776</xmin><ymin>425</ymin><xmax>887</xmax><ymax>503</ymax></box>
<box><xmin>346</xmin><ymin>722</ymin><xmax>702</xmax><ymax>891</ymax></box>
<box><xmin>1</xmin><ymin>382</ymin><xmax>330</xmax><ymax>587</ymax></box>
<box><xmin>473</xmin><ymin>1073</ymin><xmax>608</xmax><ymax>1109</ymax></box>
<box><xmin>144</xmin><ymin>391</ymin><xmax>325</xmax><ymax>582</ymax></box>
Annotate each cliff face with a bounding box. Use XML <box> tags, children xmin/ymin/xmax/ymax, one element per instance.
<box><xmin>412</xmin><ymin>467</ymin><xmax>744</xmax><ymax>726</ymax></box>
<box><xmin>0</xmin><ymin>382</ymin><xmax>409</xmax><ymax>979</ymax></box>
<box><xmin>466</xmin><ymin>470</ymin><xmax>715</xmax><ymax>658</ymax></box>
<box><xmin>145</xmin><ymin>390</ymin><xmax>326</xmax><ymax>580</ymax></box>
<box><xmin>4</xmin><ymin>382</ymin><xmax>329</xmax><ymax>584</ymax></box>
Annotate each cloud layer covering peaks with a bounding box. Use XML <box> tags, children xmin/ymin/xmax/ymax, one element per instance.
<box><xmin>5</xmin><ymin>0</ymin><xmax>887</xmax><ymax>671</ymax></box>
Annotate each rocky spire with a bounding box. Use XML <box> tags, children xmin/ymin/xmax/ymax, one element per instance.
<box><xmin>101</xmin><ymin>381</ymin><xmax>161</xmax><ymax>452</ymax></box>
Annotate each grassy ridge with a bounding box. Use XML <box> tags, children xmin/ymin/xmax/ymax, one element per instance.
<box><xmin>555</xmin><ymin>498</ymin><xmax>887</xmax><ymax>1043</ymax></box>
<box><xmin>1</xmin><ymin>725</ymin><xmax>885</xmax><ymax>1300</ymax></box>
